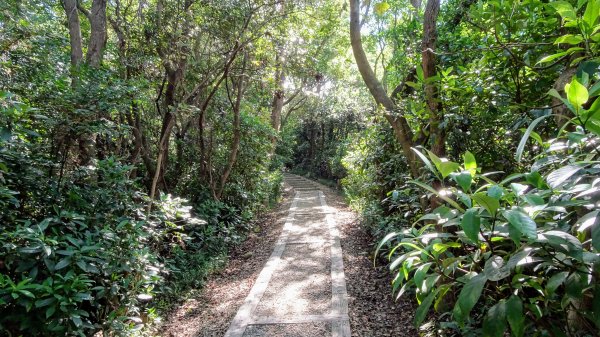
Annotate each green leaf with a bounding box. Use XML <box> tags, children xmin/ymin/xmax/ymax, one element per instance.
<box><xmin>455</xmin><ymin>273</ymin><xmax>487</xmax><ymax>321</ymax></box>
<box><xmin>427</xmin><ymin>150</ymin><xmax>460</xmax><ymax>178</ymax></box>
<box><xmin>576</xmin><ymin>210</ymin><xmax>599</xmax><ymax>232</ymax></box>
<box><xmin>453</xmin><ymin>171</ymin><xmax>472</xmax><ymax>192</ymax></box>
<box><xmin>566</xmin><ymin>77</ymin><xmax>589</xmax><ymax>108</ymax></box>
<box><xmin>461</xmin><ymin>209</ymin><xmax>480</xmax><ymax>243</ymax></box>
<box><xmin>414</xmin><ymin>263</ymin><xmax>433</xmax><ymax>291</ymax></box>
<box><xmin>503</xmin><ymin>209</ymin><xmax>537</xmax><ymax>241</ymax></box>
<box><xmin>554</xmin><ymin>34</ymin><xmax>585</xmax><ymax>45</ymax></box>
<box><xmin>472</xmin><ymin>192</ymin><xmax>500</xmax><ymax>216</ymax></box>
<box><xmin>18</xmin><ymin>290</ymin><xmax>35</xmax><ymax>299</ymax></box>
<box><xmin>565</xmin><ymin>272</ymin><xmax>585</xmax><ymax>299</ymax></box>
<box><xmin>583</xmin><ymin>0</ymin><xmax>600</xmax><ymax>31</ymax></box>
<box><xmin>463</xmin><ymin>151</ymin><xmax>477</xmax><ymax>176</ymax></box>
<box><xmin>414</xmin><ymin>289</ymin><xmax>438</xmax><ymax>327</ymax></box>
<box><xmin>525</xmin><ymin>171</ymin><xmax>545</xmax><ymax>189</ymax></box>
<box><xmin>483</xmin><ymin>255</ymin><xmax>510</xmax><ymax>281</ymax></box>
<box><xmin>374</xmin><ymin>2</ymin><xmax>391</xmax><ymax>15</ymax></box>
<box><xmin>592</xmin><ymin>215</ymin><xmax>600</xmax><ymax>251</ymax></box>
<box><xmin>483</xmin><ymin>300</ymin><xmax>507</xmax><ymax>337</ymax></box>
<box><xmin>55</xmin><ymin>257</ymin><xmax>72</xmax><ymax>270</ymax></box>
<box><xmin>549</xmin><ymin>1</ymin><xmax>577</xmax><ymax>21</ymax></box>
<box><xmin>487</xmin><ymin>185</ymin><xmax>504</xmax><ymax>199</ymax></box>
<box><xmin>35</xmin><ymin>297</ymin><xmax>55</xmax><ymax>308</ymax></box>
<box><xmin>411</xmin><ymin>148</ymin><xmax>437</xmax><ymax>177</ymax></box>
<box><xmin>409</xmin><ymin>180</ymin><xmax>465</xmax><ymax>212</ymax></box>
<box><xmin>537</xmin><ymin>51</ymin><xmax>568</xmax><ymax>64</ymax></box>
<box><xmin>588</xmin><ymin>80</ymin><xmax>600</xmax><ymax>97</ymax></box>
<box><xmin>546</xmin><ymin>164</ymin><xmax>582</xmax><ymax>188</ymax></box>
<box><xmin>546</xmin><ymin>271</ymin><xmax>569</xmax><ymax>295</ymax></box>
<box><xmin>541</xmin><ymin>230</ymin><xmax>583</xmax><ymax>260</ymax></box>
<box><xmin>516</xmin><ymin>115</ymin><xmax>552</xmax><ymax>162</ymax></box>
<box><xmin>46</xmin><ymin>305</ymin><xmax>56</xmax><ymax>318</ymax></box>
<box><xmin>506</xmin><ymin>295</ymin><xmax>525</xmax><ymax>337</ymax></box>
<box><xmin>71</xmin><ymin>316</ymin><xmax>83</xmax><ymax>327</ymax></box>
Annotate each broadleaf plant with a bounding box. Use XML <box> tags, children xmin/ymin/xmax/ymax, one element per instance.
<box><xmin>379</xmin><ymin>74</ymin><xmax>600</xmax><ymax>335</ymax></box>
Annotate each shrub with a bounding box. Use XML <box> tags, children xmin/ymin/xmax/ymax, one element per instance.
<box><xmin>378</xmin><ymin>75</ymin><xmax>600</xmax><ymax>336</ymax></box>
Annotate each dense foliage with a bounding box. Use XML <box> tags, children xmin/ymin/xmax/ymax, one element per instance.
<box><xmin>2</xmin><ymin>0</ymin><xmax>600</xmax><ymax>335</ymax></box>
<box><xmin>0</xmin><ymin>0</ymin><xmax>340</xmax><ymax>335</ymax></box>
<box><xmin>286</xmin><ymin>0</ymin><xmax>600</xmax><ymax>335</ymax></box>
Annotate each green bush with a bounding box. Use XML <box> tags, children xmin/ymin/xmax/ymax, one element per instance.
<box><xmin>378</xmin><ymin>75</ymin><xmax>600</xmax><ymax>336</ymax></box>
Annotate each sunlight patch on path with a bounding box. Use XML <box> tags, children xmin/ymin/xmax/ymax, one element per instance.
<box><xmin>224</xmin><ymin>174</ymin><xmax>351</xmax><ymax>337</ymax></box>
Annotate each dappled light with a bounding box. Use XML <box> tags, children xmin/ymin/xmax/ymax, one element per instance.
<box><xmin>1</xmin><ymin>0</ymin><xmax>599</xmax><ymax>336</ymax></box>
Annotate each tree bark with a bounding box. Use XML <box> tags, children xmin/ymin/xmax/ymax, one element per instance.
<box><xmin>62</xmin><ymin>0</ymin><xmax>83</xmax><ymax>68</ymax></box>
<box><xmin>217</xmin><ymin>58</ymin><xmax>247</xmax><ymax>199</ymax></box>
<box><xmin>86</xmin><ymin>0</ymin><xmax>107</xmax><ymax>67</ymax></box>
<box><xmin>422</xmin><ymin>0</ymin><xmax>445</xmax><ymax>156</ymax></box>
<box><xmin>270</xmin><ymin>64</ymin><xmax>285</xmax><ymax>154</ymax></box>
<box><xmin>349</xmin><ymin>0</ymin><xmax>420</xmax><ymax>178</ymax></box>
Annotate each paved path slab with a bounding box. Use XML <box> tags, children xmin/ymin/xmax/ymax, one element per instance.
<box><xmin>224</xmin><ymin>174</ymin><xmax>351</xmax><ymax>337</ymax></box>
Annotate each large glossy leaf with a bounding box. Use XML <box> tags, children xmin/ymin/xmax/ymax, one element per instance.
<box><xmin>566</xmin><ymin>78</ymin><xmax>589</xmax><ymax>108</ymax></box>
<box><xmin>549</xmin><ymin>1</ymin><xmax>577</xmax><ymax>21</ymax></box>
<box><xmin>506</xmin><ymin>295</ymin><xmax>525</xmax><ymax>337</ymax></box>
<box><xmin>503</xmin><ymin>209</ymin><xmax>537</xmax><ymax>241</ymax></box>
<box><xmin>484</xmin><ymin>255</ymin><xmax>510</xmax><ymax>281</ymax></box>
<box><xmin>455</xmin><ymin>273</ymin><xmax>487</xmax><ymax>321</ymax></box>
<box><xmin>540</xmin><ymin>231</ymin><xmax>583</xmax><ymax>260</ymax></box>
<box><xmin>427</xmin><ymin>150</ymin><xmax>460</xmax><ymax>178</ymax></box>
<box><xmin>554</xmin><ymin>34</ymin><xmax>585</xmax><ymax>45</ymax></box>
<box><xmin>472</xmin><ymin>192</ymin><xmax>500</xmax><ymax>216</ymax></box>
<box><xmin>546</xmin><ymin>271</ymin><xmax>569</xmax><ymax>295</ymax></box>
<box><xmin>453</xmin><ymin>171</ymin><xmax>472</xmax><ymax>192</ymax></box>
<box><xmin>414</xmin><ymin>262</ymin><xmax>433</xmax><ymax>291</ymax></box>
<box><xmin>374</xmin><ymin>231</ymin><xmax>399</xmax><ymax>263</ymax></box>
<box><xmin>461</xmin><ymin>209</ymin><xmax>481</xmax><ymax>243</ymax></box>
<box><xmin>546</xmin><ymin>164</ymin><xmax>582</xmax><ymax>188</ymax></box>
<box><xmin>583</xmin><ymin>0</ymin><xmax>600</xmax><ymax>31</ymax></box>
<box><xmin>483</xmin><ymin>300</ymin><xmax>507</xmax><ymax>337</ymax></box>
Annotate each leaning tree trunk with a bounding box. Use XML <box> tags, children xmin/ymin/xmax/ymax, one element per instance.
<box><xmin>349</xmin><ymin>0</ymin><xmax>420</xmax><ymax>178</ymax></box>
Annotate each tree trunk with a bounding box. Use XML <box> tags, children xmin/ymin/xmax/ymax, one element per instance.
<box><xmin>217</xmin><ymin>66</ymin><xmax>247</xmax><ymax>199</ymax></box>
<box><xmin>86</xmin><ymin>0</ymin><xmax>107</xmax><ymax>67</ymax></box>
<box><xmin>62</xmin><ymin>0</ymin><xmax>83</xmax><ymax>69</ymax></box>
<box><xmin>349</xmin><ymin>0</ymin><xmax>420</xmax><ymax>178</ymax></box>
<box><xmin>422</xmin><ymin>0</ymin><xmax>445</xmax><ymax>156</ymax></box>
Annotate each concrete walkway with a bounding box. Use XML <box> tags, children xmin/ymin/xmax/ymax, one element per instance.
<box><xmin>224</xmin><ymin>174</ymin><xmax>351</xmax><ymax>337</ymax></box>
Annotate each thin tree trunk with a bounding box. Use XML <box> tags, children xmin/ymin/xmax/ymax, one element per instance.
<box><xmin>349</xmin><ymin>0</ymin><xmax>420</xmax><ymax>178</ymax></box>
<box><xmin>269</xmin><ymin>55</ymin><xmax>285</xmax><ymax>156</ymax></box>
<box><xmin>217</xmin><ymin>62</ymin><xmax>247</xmax><ymax>199</ymax></box>
<box><xmin>422</xmin><ymin>0</ymin><xmax>445</xmax><ymax>157</ymax></box>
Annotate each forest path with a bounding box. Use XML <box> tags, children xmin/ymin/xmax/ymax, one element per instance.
<box><xmin>224</xmin><ymin>173</ymin><xmax>351</xmax><ymax>337</ymax></box>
